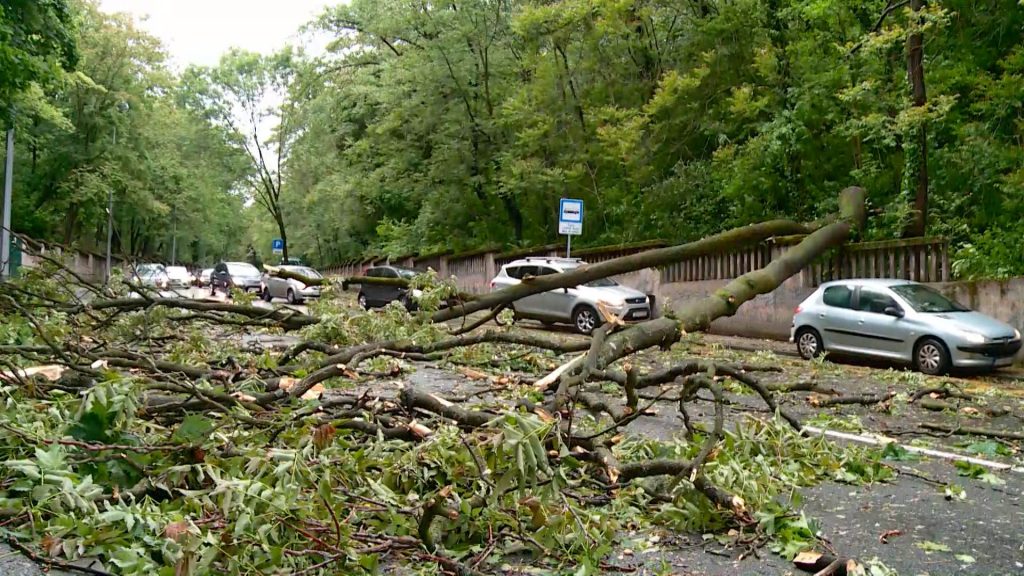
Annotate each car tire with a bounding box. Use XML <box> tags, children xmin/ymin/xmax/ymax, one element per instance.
<box><xmin>914</xmin><ymin>337</ymin><xmax>950</xmax><ymax>375</ymax></box>
<box><xmin>795</xmin><ymin>327</ymin><xmax>824</xmax><ymax>360</ymax></box>
<box><xmin>572</xmin><ymin>305</ymin><xmax>600</xmax><ymax>335</ymax></box>
<box><xmin>287</xmin><ymin>289</ymin><xmax>302</xmax><ymax>305</ymax></box>
<box><xmin>358</xmin><ymin>293</ymin><xmax>369</xmax><ymax>310</ymax></box>
<box><xmin>261</xmin><ymin>288</ymin><xmax>272</xmax><ymax>302</ymax></box>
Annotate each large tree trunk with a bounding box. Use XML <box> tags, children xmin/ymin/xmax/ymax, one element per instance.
<box><xmin>904</xmin><ymin>0</ymin><xmax>928</xmax><ymax>238</ymax></box>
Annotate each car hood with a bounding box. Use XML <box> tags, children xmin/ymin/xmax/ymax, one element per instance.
<box><xmin>927</xmin><ymin>311</ymin><xmax>1017</xmax><ymax>339</ymax></box>
<box><xmin>577</xmin><ymin>284</ymin><xmax>647</xmax><ymax>301</ymax></box>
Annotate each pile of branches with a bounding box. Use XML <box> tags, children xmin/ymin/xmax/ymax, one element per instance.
<box><xmin>0</xmin><ymin>189</ymin><xmax>882</xmax><ymax>575</ymax></box>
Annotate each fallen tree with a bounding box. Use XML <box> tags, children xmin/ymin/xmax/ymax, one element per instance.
<box><xmin>0</xmin><ymin>187</ymin><xmax>906</xmax><ymax>575</ymax></box>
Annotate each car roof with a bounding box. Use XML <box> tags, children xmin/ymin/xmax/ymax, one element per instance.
<box><xmin>505</xmin><ymin>257</ymin><xmax>585</xmax><ymax>267</ymax></box>
<box><xmin>818</xmin><ymin>278</ymin><xmax>918</xmax><ymax>289</ymax></box>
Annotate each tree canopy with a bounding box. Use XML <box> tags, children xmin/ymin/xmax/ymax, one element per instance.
<box><xmin>5</xmin><ymin>0</ymin><xmax>1024</xmax><ymax>277</ymax></box>
<box><xmin>3</xmin><ymin>0</ymin><xmax>249</xmax><ymax>264</ymax></box>
<box><xmin>265</xmin><ymin>0</ymin><xmax>1024</xmax><ymax>278</ymax></box>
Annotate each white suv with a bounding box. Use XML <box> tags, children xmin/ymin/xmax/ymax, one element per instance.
<box><xmin>489</xmin><ymin>257</ymin><xmax>652</xmax><ymax>334</ymax></box>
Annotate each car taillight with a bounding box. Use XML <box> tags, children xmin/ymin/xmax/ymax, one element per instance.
<box><xmin>794</xmin><ymin>306</ymin><xmax>802</xmax><ymax>314</ymax></box>
<box><xmin>489</xmin><ymin>282</ymin><xmax>495</xmax><ymax>289</ymax></box>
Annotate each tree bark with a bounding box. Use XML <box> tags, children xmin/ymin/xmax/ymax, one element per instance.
<box><xmin>904</xmin><ymin>0</ymin><xmax>928</xmax><ymax>237</ymax></box>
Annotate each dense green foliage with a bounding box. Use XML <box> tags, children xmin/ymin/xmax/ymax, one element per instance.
<box><xmin>6</xmin><ymin>0</ymin><xmax>1024</xmax><ymax>276</ymax></box>
<box><xmin>2</xmin><ymin>1</ymin><xmax>249</xmax><ymax>263</ymax></box>
<box><xmin>263</xmin><ymin>0</ymin><xmax>1024</xmax><ymax>277</ymax></box>
<box><xmin>0</xmin><ymin>0</ymin><xmax>78</xmax><ymax>123</ymax></box>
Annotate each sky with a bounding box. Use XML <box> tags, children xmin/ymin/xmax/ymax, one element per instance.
<box><xmin>98</xmin><ymin>0</ymin><xmax>336</xmax><ymax>68</ymax></box>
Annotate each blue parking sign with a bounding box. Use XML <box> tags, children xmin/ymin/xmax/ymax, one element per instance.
<box><xmin>272</xmin><ymin>238</ymin><xmax>284</xmax><ymax>254</ymax></box>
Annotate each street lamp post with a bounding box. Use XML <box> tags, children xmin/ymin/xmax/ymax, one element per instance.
<box><xmin>106</xmin><ymin>101</ymin><xmax>129</xmax><ymax>284</ymax></box>
<box><xmin>2</xmin><ymin>126</ymin><xmax>13</xmax><ymax>279</ymax></box>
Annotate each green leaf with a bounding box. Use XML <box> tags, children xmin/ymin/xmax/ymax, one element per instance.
<box><xmin>68</xmin><ymin>410</ymin><xmax>113</xmax><ymax>443</ymax></box>
<box><xmin>954</xmin><ymin>554</ymin><xmax>976</xmax><ymax>564</ymax></box>
<box><xmin>173</xmin><ymin>414</ymin><xmax>214</xmax><ymax>443</ymax></box>
<box><xmin>880</xmin><ymin>443</ymin><xmax>919</xmax><ymax>461</ymax></box>
<box><xmin>964</xmin><ymin>441</ymin><xmax>1011</xmax><ymax>457</ymax></box>
<box><xmin>915</xmin><ymin>540</ymin><xmax>951</xmax><ymax>553</ymax></box>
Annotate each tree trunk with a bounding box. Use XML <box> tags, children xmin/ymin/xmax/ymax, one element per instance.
<box><xmin>904</xmin><ymin>0</ymin><xmax>928</xmax><ymax>238</ymax></box>
<box><xmin>275</xmin><ymin>211</ymin><xmax>288</xmax><ymax>262</ymax></box>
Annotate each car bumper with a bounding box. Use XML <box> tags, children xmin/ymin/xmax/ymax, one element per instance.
<box><xmin>953</xmin><ymin>340</ymin><xmax>1022</xmax><ymax>368</ymax></box>
<box><xmin>602</xmin><ymin>304</ymin><xmax>652</xmax><ymax>322</ymax></box>
<box><xmin>297</xmin><ymin>288</ymin><xmax>321</xmax><ymax>299</ymax></box>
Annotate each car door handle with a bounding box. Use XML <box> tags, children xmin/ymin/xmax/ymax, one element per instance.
<box><xmin>818</xmin><ymin>313</ymin><xmax>826</xmax><ymax>319</ymax></box>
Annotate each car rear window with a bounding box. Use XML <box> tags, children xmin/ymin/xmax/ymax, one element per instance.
<box><xmin>822</xmin><ymin>285</ymin><xmax>852</xmax><ymax>309</ymax></box>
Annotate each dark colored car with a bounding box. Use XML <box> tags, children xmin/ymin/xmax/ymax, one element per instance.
<box><xmin>357</xmin><ymin>266</ymin><xmax>421</xmax><ymax>310</ymax></box>
<box><xmin>210</xmin><ymin>262</ymin><xmax>263</xmax><ymax>295</ymax></box>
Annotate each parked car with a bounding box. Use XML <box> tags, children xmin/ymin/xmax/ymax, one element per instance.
<box><xmin>131</xmin><ymin>263</ymin><xmax>169</xmax><ymax>290</ymax></box>
<box><xmin>210</xmin><ymin>262</ymin><xmax>263</xmax><ymax>295</ymax></box>
<box><xmin>261</xmin><ymin>265</ymin><xmax>322</xmax><ymax>304</ymax></box>
<box><xmin>197</xmin><ymin>268</ymin><xmax>213</xmax><ymax>287</ymax></box>
<box><xmin>488</xmin><ymin>257</ymin><xmax>652</xmax><ymax>334</ymax></box>
<box><xmin>791</xmin><ymin>279</ymin><xmax>1022</xmax><ymax>374</ymax></box>
<box><xmin>357</xmin><ymin>266</ymin><xmax>422</xmax><ymax>310</ymax></box>
<box><xmin>165</xmin><ymin>266</ymin><xmax>193</xmax><ymax>289</ymax></box>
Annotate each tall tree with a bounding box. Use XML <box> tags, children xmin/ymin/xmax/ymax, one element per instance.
<box><xmin>182</xmin><ymin>49</ymin><xmax>298</xmax><ymax>261</ymax></box>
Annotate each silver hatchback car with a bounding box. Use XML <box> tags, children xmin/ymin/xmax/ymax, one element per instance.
<box><xmin>261</xmin><ymin>265</ymin><xmax>323</xmax><ymax>304</ymax></box>
<box><xmin>791</xmin><ymin>279</ymin><xmax>1021</xmax><ymax>374</ymax></box>
<box><xmin>490</xmin><ymin>257</ymin><xmax>652</xmax><ymax>334</ymax></box>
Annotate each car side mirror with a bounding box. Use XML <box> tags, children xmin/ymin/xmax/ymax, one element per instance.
<box><xmin>884</xmin><ymin>306</ymin><xmax>904</xmax><ymax>318</ymax></box>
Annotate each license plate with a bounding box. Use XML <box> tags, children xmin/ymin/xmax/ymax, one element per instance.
<box><xmin>632</xmin><ymin>310</ymin><xmax>649</xmax><ymax>319</ymax></box>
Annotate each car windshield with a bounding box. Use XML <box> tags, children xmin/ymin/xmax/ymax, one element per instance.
<box><xmin>136</xmin><ymin>264</ymin><xmax>164</xmax><ymax>276</ymax></box>
<box><xmin>396</xmin><ymin>268</ymin><xmax>418</xmax><ymax>279</ymax></box>
<box><xmin>284</xmin><ymin>266</ymin><xmax>321</xmax><ymax>279</ymax></box>
<box><xmin>166</xmin><ymin>267</ymin><xmax>188</xmax><ymax>277</ymax></box>
<box><xmin>891</xmin><ymin>284</ymin><xmax>969</xmax><ymax>313</ymax></box>
<box><xmin>584</xmin><ymin>278</ymin><xmax>618</xmax><ymax>288</ymax></box>
<box><xmin>227</xmin><ymin>263</ymin><xmax>259</xmax><ymax>276</ymax></box>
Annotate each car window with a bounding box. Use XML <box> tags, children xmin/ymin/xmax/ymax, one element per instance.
<box><xmin>822</xmin><ymin>285</ymin><xmax>853</xmax><ymax>309</ymax></box>
<box><xmin>891</xmin><ymin>284</ymin><xmax>969</xmax><ymax>313</ymax></box>
<box><xmin>395</xmin><ymin>268</ymin><xmax>418</xmax><ymax>279</ymax></box>
<box><xmin>507</xmin><ymin>265</ymin><xmax>539</xmax><ymax>279</ymax></box>
<box><xmin>858</xmin><ymin>288</ymin><xmax>899</xmax><ymax>314</ymax></box>
<box><xmin>535</xmin><ymin>266</ymin><xmax>559</xmax><ymax>276</ymax></box>
<box><xmin>227</xmin><ymin>263</ymin><xmax>258</xmax><ymax>275</ymax></box>
<box><xmin>585</xmin><ymin>277</ymin><xmax>618</xmax><ymax>287</ymax></box>
<box><xmin>379</xmin><ymin>268</ymin><xmax>398</xmax><ymax>278</ymax></box>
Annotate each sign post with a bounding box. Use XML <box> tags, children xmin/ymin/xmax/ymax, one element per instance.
<box><xmin>558</xmin><ymin>198</ymin><xmax>583</xmax><ymax>258</ymax></box>
<box><xmin>271</xmin><ymin>238</ymin><xmax>284</xmax><ymax>256</ymax></box>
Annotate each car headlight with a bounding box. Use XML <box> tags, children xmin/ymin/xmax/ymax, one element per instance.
<box><xmin>959</xmin><ymin>330</ymin><xmax>987</xmax><ymax>344</ymax></box>
<box><xmin>1015</xmin><ymin>328</ymin><xmax>1021</xmax><ymax>340</ymax></box>
<box><xmin>294</xmin><ymin>281</ymin><xmax>306</xmax><ymax>290</ymax></box>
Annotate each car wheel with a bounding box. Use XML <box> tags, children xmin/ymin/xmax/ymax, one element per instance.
<box><xmin>914</xmin><ymin>337</ymin><xmax>950</xmax><ymax>375</ymax></box>
<box><xmin>287</xmin><ymin>289</ymin><xmax>301</xmax><ymax>305</ymax></box>
<box><xmin>261</xmin><ymin>288</ymin><xmax>272</xmax><ymax>302</ymax></box>
<box><xmin>795</xmin><ymin>327</ymin><xmax>823</xmax><ymax>360</ymax></box>
<box><xmin>572</xmin><ymin>305</ymin><xmax>600</xmax><ymax>335</ymax></box>
<box><xmin>357</xmin><ymin>293</ymin><xmax>369</xmax><ymax>310</ymax></box>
